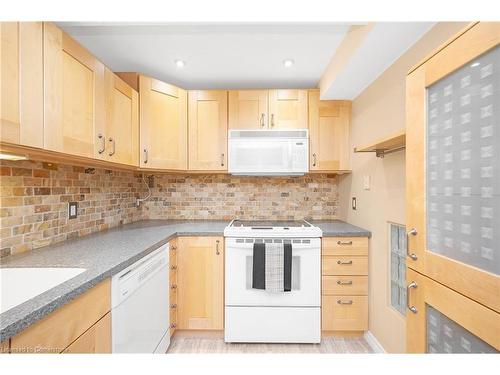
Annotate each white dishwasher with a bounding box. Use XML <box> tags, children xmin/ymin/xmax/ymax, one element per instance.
<box><xmin>111</xmin><ymin>244</ymin><xmax>170</xmax><ymax>353</ymax></box>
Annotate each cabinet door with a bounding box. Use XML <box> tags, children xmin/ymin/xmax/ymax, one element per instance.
<box><xmin>100</xmin><ymin>68</ymin><xmax>139</xmax><ymax>166</ymax></box>
<box><xmin>188</xmin><ymin>90</ymin><xmax>228</xmax><ymax>171</ymax></box>
<box><xmin>308</xmin><ymin>90</ymin><xmax>351</xmax><ymax>171</ymax></box>
<box><xmin>228</xmin><ymin>90</ymin><xmax>268</xmax><ymax>129</ymax></box>
<box><xmin>406</xmin><ymin>23</ymin><xmax>500</xmax><ymax>312</ymax></box>
<box><xmin>177</xmin><ymin>237</ymin><xmax>224</xmax><ymax>330</ymax></box>
<box><xmin>63</xmin><ymin>313</ymin><xmax>111</xmax><ymax>353</ymax></box>
<box><xmin>268</xmin><ymin>89</ymin><xmax>308</xmax><ymax>129</ymax></box>
<box><xmin>140</xmin><ymin>75</ymin><xmax>187</xmax><ymax>170</ymax></box>
<box><xmin>0</xmin><ymin>22</ymin><xmax>43</xmax><ymax>148</ymax></box>
<box><xmin>43</xmin><ymin>22</ymin><xmax>104</xmax><ymax>158</ymax></box>
<box><xmin>406</xmin><ymin>269</ymin><xmax>499</xmax><ymax>353</ymax></box>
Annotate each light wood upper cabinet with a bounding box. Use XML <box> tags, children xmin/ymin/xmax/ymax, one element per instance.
<box><xmin>98</xmin><ymin>68</ymin><xmax>139</xmax><ymax>166</ymax></box>
<box><xmin>139</xmin><ymin>75</ymin><xmax>187</xmax><ymax>170</ymax></box>
<box><xmin>43</xmin><ymin>22</ymin><xmax>105</xmax><ymax>158</ymax></box>
<box><xmin>188</xmin><ymin>90</ymin><xmax>228</xmax><ymax>171</ymax></box>
<box><xmin>308</xmin><ymin>90</ymin><xmax>351</xmax><ymax>171</ymax></box>
<box><xmin>268</xmin><ymin>89</ymin><xmax>308</xmax><ymax>129</ymax></box>
<box><xmin>228</xmin><ymin>90</ymin><xmax>268</xmax><ymax>129</ymax></box>
<box><xmin>177</xmin><ymin>237</ymin><xmax>224</xmax><ymax>330</ymax></box>
<box><xmin>0</xmin><ymin>22</ymin><xmax>43</xmax><ymax>148</ymax></box>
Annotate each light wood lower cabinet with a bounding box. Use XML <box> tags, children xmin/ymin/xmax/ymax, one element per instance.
<box><xmin>0</xmin><ymin>22</ymin><xmax>43</xmax><ymax>148</ymax></box>
<box><xmin>62</xmin><ymin>313</ymin><xmax>111</xmax><ymax>354</ymax></box>
<box><xmin>10</xmin><ymin>279</ymin><xmax>110</xmax><ymax>353</ymax></box>
<box><xmin>176</xmin><ymin>237</ymin><xmax>224</xmax><ymax>330</ymax></box>
<box><xmin>321</xmin><ymin>236</ymin><xmax>369</xmax><ymax>332</ymax></box>
<box><xmin>169</xmin><ymin>238</ymin><xmax>178</xmax><ymax>336</ymax></box>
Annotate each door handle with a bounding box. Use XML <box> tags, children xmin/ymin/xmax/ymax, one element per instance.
<box><xmin>221</xmin><ymin>153</ymin><xmax>225</xmax><ymax>167</ymax></box>
<box><xmin>260</xmin><ymin>113</ymin><xmax>265</xmax><ymax>128</ymax></box>
<box><xmin>108</xmin><ymin>137</ymin><xmax>115</xmax><ymax>157</ymax></box>
<box><xmin>336</xmin><ymin>280</ymin><xmax>353</xmax><ymax>285</ymax></box>
<box><xmin>270</xmin><ymin>113</ymin><xmax>275</xmax><ymax>127</ymax></box>
<box><xmin>143</xmin><ymin>148</ymin><xmax>148</xmax><ymax>164</ymax></box>
<box><xmin>312</xmin><ymin>153</ymin><xmax>317</xmax><ymax>167</ymax></box>
<box><xmin>216</xmin><ymin>239</ymin><xmax>220</xmax><ymax>255</ymax></box>
<box><xmin>407</xmin><ymin>228</ymin><xmax>418</xmax><ymax>260</ymax></box>
<box><xmin>337</xmin><ymin>260</ymin><xmax>353</xmax><ymax>265</ymax></box>
<box><xmin>337</xmin><ymin>299</ymin><xmax>353</xmax><ymax>305</ymax></box>
<box><xmin>407</xmin><ymin>281</ymin><xmax>418</xmax><ymax>314</ymax></box>
<box><xmin>97</xmin><ymin>134</ymin><xmax>105</xmax><ymax>154</ymax></box>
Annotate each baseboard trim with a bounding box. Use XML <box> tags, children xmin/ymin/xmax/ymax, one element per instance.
<box><xmin>364</xmin><ymin>331</ymin><xmax>386</xmax><ymax>353</ymax></box>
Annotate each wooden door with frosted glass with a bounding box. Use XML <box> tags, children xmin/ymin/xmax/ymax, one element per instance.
<box><xmin>406</xmin><ymin>22</ymin><xmax>500</xmax><ymax>312</ymax></box>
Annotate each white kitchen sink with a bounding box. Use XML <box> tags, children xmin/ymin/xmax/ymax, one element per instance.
<box><xmin>0</xmin><ymin>268</ymin><xmax>86</xmax><ymax>314</ymax></box>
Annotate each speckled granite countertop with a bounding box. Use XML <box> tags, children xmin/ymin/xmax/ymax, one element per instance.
<box><xmin>0</xmin><ymin>219</ymin><xmax>369</xmax><ymax>341</ymax></box>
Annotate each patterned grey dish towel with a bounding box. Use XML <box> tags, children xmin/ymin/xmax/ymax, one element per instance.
<box><xmin>265</xmin><ymin>242</ymin><xmax>285</xmax><ymax>293</ymax></box>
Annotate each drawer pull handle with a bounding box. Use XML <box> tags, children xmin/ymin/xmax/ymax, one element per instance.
<box><xmin>336</xmin><ymin>280</ymin><xmax>353</xmax><ymax>285</ymax></box>
<box><xmin>170</xmin><ymin>303</ymin><xmax>177</xmax><ymax>309</ymax></box>
<box><xmin>170</xmin><ymin>265</ymin><xmax>177</xmax><ymax>270</ymax></box>
<box><xmin>337</xmin><ymin>299</ymin><xmax>353</xmax><ymax>305</ymax></box>
<box><xmin>337</xmin><ymin>260</ymin><xmax>353</xmax><ymax>265</ymax></box>
<box><xmin>407</xmin><ymin>281</ymin><xmax>418</xmax><ymax>314</ymax></box>
<box><xmin>170</xmin><ymin>323</ymin><xmax>177</xmax><ymax>329</ymax></box>
<box><xmin>216</xmin><ymin>239</ymin><xmax>220</xmax><ymax>255</ymax></box>
<box><xmin>170</xmin><ymin>246</ymin><xmax>177</xmax><ymax>251</ymax></box>
<box><xmin>170</xmin><ymin>284</ymin><xmax>177</xmax><ymax>290</ymax></box>
<box><xmin>337</xmin><ymin>240</ymin><xmax>353</xmax><ymax>245</ymax></box>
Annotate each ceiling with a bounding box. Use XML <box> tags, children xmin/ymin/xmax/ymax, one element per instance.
<box><xmin>59</xmin><ymin>22</ymin><xmax>435</xmax><ymax>96</ymax></box>
<box><xmin>58</xmin><ymin>23</ymin><xmax>353</xmax><ymax>89</ymax></box>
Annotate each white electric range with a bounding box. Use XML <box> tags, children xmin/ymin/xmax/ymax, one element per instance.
<box><xmin>224</xmin><ymin>219</ymin><xmax>322</xmax><ymax>343</ymax></box>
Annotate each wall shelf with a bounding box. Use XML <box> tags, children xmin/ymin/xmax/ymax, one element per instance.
<box><xmin>354</xmin><ymin>130</ymin><xmax>406</xmax><ymax>158</ymax></box>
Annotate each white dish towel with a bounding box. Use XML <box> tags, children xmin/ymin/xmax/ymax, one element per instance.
<box><xmin>265</xmin><ymin>242</ymin><xmax>285</xmax><ymax>293</ymax></box>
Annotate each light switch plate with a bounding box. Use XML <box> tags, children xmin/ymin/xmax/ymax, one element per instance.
<box><xmin>69</xmin><ymin>202</ymin><xmax>78</xmax><ymax>219</ymax></box>
<box><xmin>363</xmin><ymin>175</ymin><xmax>371</xmax><ymax>190</ymax></box>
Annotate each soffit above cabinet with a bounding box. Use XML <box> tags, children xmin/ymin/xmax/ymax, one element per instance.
<box><xmin>57</xmin><ymin>22</ymin><xmax>353</xmax><ymax>89</ymax></box>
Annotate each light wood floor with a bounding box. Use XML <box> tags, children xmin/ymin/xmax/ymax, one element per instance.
<box><xmin>167</xmin><ymin>331</ymin><xmax>375</xmax><ymax>354</ymax></box>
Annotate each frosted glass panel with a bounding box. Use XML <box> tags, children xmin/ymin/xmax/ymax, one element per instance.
<box><xmin>426</xmin><ymin>305</ymin><xmax>497</xmax><ymax>353</ymax></box>
<box><xmin>426</xmin><ymin>45</ymin><xmax>500</xmax><ymax>275</ymax></box>
<box><xmin>390</xmin><ymin>223</ymin><xmax>406</xmax><ymax>315</ymax></box>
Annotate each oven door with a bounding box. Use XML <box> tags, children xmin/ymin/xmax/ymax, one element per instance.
<box><xmin>224</xmin><ymin>238</ymin><xmax>321</xmax><ymax>306</ymax></box>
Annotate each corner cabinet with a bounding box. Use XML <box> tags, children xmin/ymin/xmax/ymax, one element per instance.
<box><xmin>0</xmin><ymin>22</ymin><xmax>43</xmax><ymax>148</ymax></box>
<box><xmin>308</xmin><ymin>90</ymin><xmax>351</xmax><ymax>171</ymax></box>
<box><xmin>139</xmin><ymin>75</ymin><xmax>187</xmax><ymax>170</ymax></box>
<box><xmin>188</xmin><ymin>90</ymin><xmax>228</xmax><ymax>171</ymax></box>
<box><xmin>176</xmin><ymin>237</ymin><xmax>224</xmax><ymax>330</ymax></box>
<box><xmin>406</xmin><ymin>22</ymin><xmax>500</xmax><ymax>353</ymax></box>
<box><xmin>43</xmin><ymin>22</ymin><xmax>105</xmax><ymax>159</ymax></box>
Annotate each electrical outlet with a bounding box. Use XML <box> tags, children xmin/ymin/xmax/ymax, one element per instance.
<box><xmin>69</xmin><ymin>202</ymin><xmax>78</xmax><ymax>219</ymax></box>
<box><xmin>352</xmin><ymin>197</ymin><xmax>357</xmax><ymax>210</ymax></box>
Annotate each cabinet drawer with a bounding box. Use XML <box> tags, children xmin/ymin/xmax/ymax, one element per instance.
<box><xmin>322</xmin><ymin>237</ymin><xmax>368</xmax><ymax>256</ymax></box>
<box><xmin>322</xmin><ymin>256</ymin><xmax>368</xmax><ymax>276</ymax></box>
<box><xmin>322</xmin><ymin>295</ymin><xmax>368</xmax><ymax>331</ymax></box>
<box><xmin>322</xmin><ymin>276</ymin><xmax>368</xmax><ymax>295</ymax></box>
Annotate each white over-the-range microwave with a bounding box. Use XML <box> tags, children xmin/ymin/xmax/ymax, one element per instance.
<box><xmin>228</xmin><ymin>129</ymin><xmax>309</xmax><ymax>176</ymax></box>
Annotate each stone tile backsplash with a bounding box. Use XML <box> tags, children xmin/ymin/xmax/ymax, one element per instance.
<box><xmin>1</xmin><ymin>159</ymin><xmax>339</xmax><ymax>257</ymax></box>
<box><xmin>145</xmin><ymin>173</ymin><xmax>339</xmax><ymax>221</ymax></box>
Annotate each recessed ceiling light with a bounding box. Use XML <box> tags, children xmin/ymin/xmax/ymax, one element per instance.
<box><xmin>470</xmin><ymin>62</ymin><xmax>480</xmax><ymax>68</ymax></box>
<box><xmin>175</xmin><ymin>59</ymin><xmax>186</xmax><ymax>68</ymax></box>
<box><xmin>283</xmin><ymin>59</ymin><xmax>294</xmax><ymax>68</ymax></box>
